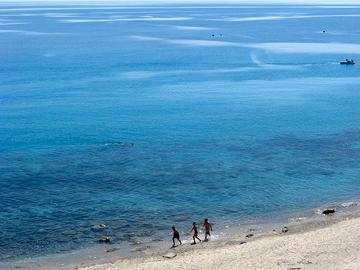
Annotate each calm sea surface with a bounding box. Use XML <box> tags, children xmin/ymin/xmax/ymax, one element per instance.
<box><xmin>1</xmin><ymin>4</ymin><xmax>360</xmax><ymax>263</ymax></box>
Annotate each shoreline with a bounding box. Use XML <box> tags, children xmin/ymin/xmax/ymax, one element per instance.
<box><xmin>77</xmin><ymin>211</ymin><xmax>360</xmax><ymax>270</ymax></box>
<box><xmin>3</xmin><ymin>200</ymin><xmax>359</xmax><ymax>270</ymax></box>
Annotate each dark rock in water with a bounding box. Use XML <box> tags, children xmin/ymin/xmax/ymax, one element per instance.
<box><xmin>281</xmin><ymin>226</ymin><xmax>288</xmax><ymax>233</ymax></box>
<box><xmin>322</xmin><ymin>209</ymin><xmax>335</xmax><ymax>215</ymax></box>
<box><xmin>106</xmin><ymin>247</ymin><xmax>120</xmax><ymax>253</ymax></box>
<box><xmin>93</xmin><ymin>224</ymin><xmax>107</xmax><ymax>230</ymax></box>
<box><xmin>246</xmin><ymin>233</ymin><xmax>254</xmax><ymax>238</ymax></box>
<box><xmin>98</xmin><ymin>236</ymin><xmax>111</xmax><ymax>243</ymax></box>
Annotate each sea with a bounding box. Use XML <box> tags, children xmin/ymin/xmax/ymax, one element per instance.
<box><xmin>1</xmin><ymin>3</ymin><xmax>360</xmax><ymax>269</ymax></box>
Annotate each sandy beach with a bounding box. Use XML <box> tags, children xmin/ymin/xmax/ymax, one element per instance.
<box><xmin>76</xmin><ymin>215</ymin><xmax>360</xmax><ymax>270</ymax></box>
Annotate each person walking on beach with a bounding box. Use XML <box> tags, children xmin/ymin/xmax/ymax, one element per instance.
<box><xmin>191</xmin><ymin>222</ymin><xmax>202</xmax><ymax>245</ymax></box>
<box><xmin>171</xmin><ymin>226</ymin><xmax>182</xmax><ymax>248</ymax></box>
<box><xmin>203</xmin><ymin>218</ymin><xmax>213</xmax><ymax>241</ymax></box>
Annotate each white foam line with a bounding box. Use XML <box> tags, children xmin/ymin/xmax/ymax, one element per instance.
<box><xmin>1</xmin><ymin>5</ymin><xmax>360</xmax><ymax>12</ymax></box>
<box><xmin>43</xmin><ymin>12</ymin><xmax>80</xmax><ymax>18</ymax></box>
<box><xmin>0</xmin><ymin>13</ymin><xmax>39</xmax><ymax>17</ymax></box>
<box><xmin>211</xmin><ymin>14</ymin><xmax>360</xmax><ymax>22</ymax></box>
<box><xmin>0</xmin><ymin>29</ymin><xmax>65</xmax><ymax>35</ymax></box>
<box><xmin>173</xmin><ymin>25</ymin><xmax>218</xmax><ymax>31</ymax></box>
<box><xmin>118</xmin><ymin>64</ymin><xmax>302</xmax><ymax>80</ymax></box>
<box><xmin>249</xmin><ymin>42</ymin><xmax>360</xmax><ymax>54</ymax></box>
<box><xmin>130</xmin><ymin>35</ymin><xmax>360</xmax><ymax>54</ymax></box>
<box><xmin>61</xmin><ymin>16</ymin><xmax>192</xmax><ymax>23</ymax></box>
<box><xmin>0</xmin><ymin>22</ymin><xmax>27</xmax><ymax>25</ymax></box>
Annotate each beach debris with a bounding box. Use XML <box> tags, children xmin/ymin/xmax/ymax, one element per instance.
<box><xmin>98</xmin><ymin>236</ymin><xmax>111</xmax><ymax>243</ymax></box>
<box><xmin>106</xmin><ymin>247</ymin><xmax>120</xmax><ymax>253</ymax></box>
<box><xmin>129</xmin><ymin>239</ymin><xmax>143</xmax><ymax>246</ymax></box>
<box><xmin>246</xmin><ymin>233</ymin><xmax>254</xmax><ymax>238</ymax></box>
<box><xmin>322</xmin><ymin>209</ymin><xmax>336</xmax><ymax>215</ymax></box>
<box><xmin>282</xmin><ymin>226</ymin><xmax>288</xmax><ymax>233</ymax></box>
<box><xmin>93</xmin><ymin>224</ymin><xmax>107</xmax><ymax>230</ymax></box>
<box><xmin>341</xmin><ymin>202</ymin><xmax>357</xmax><ymax>208</ymax></box>
<box><xmin>132</xmin><ymin>246</ymin><xmax>150</xmax><ymax>252</ymax></box>
<box><xmin>163</xmin><ymin>252</ymin><xmax>177</xmax><ymax>259</ymax></box>
<box><xmin>239</xmin><ymin>241</ymin><xmax>247</xmax><ymax>245</ymax></box>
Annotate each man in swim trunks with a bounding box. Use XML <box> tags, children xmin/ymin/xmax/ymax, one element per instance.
<box><xmin>191</xmin><ymin>222</ymin><xmax>202</xmax><ymax>245</ymax></box>
<box><xmin>203</xmin><ymin>218</ymin><xmax>212</xmax><ymax>241</ymax></box>
<box><xmin>172</xmin><ymin>226</ymin><xmax>182</xmax><ymax>247</ymax></box>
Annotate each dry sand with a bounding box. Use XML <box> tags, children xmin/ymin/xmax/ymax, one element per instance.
<box><xmin>77</xmin><ymin>216</ymin><xmax>360</xmax><ymax>270</ymax></box>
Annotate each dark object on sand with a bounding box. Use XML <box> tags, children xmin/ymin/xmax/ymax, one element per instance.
<box><xmin>106</xmin><ymin>247</ymin><xmax>120</xmax><ymax>253</ymax></box>
<box><xmin>281</xmin><ymin>226</ymin><xmax>288</xmax><ymax>233</ymax></box>
<box><xmin>163</xmin><ymin>252</ymin><xmax>177</xmax><ymax>259</ymax></box>
<box><xmin>98</xmin><ymin>236</ymin><xmax>111</xmax><ymax>243</ymax></box>
<box><xmin>239</xmin><ymin>241</ymin><xmax>247</xmax><ymax>245</ymax></box>
<box><xmin>246</xmin><ymin>233</ymin><xmax>254</xmax><ymax>238</ymax></box>
<box><xmin>322</xmin><ymin>209</ymin><xmax>336</xmax><ymax>215</ymax></box>
<box><xmin>340</xmin><ymin>59</ymin><xmax>355</xmax><ymax>65</ymax></box>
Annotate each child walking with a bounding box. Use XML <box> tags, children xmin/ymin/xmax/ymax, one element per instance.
<box><xmin>203</xmin><ymin>218</ymin><xmax>213</xmax><ymax>241</ymax></box>
<box><xmin>191</xmin><ymin>222</ymin><xmax>202</xmax><ymax>245</ymax></box>
<box><xmin>171</xmin><ymin>226</ymin><xmax>182</xmax><ymax>248</ymax></box>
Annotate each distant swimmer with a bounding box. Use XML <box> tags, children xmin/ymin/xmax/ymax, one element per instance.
<box><xmin>191</xmin><ymin>222</ymin><xmax>202</xmax><ymax>245</ymax></box>
<box><xmin>171</xmin><ymin>226</ymin><xmax>182</xmax><ymax>248</ymax></box>
<box><xmin>203</xmin><ymin>218</ymin><xmax>213</xmax><ymax>241</ymax></box>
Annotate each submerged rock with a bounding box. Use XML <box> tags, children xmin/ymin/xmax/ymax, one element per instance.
<box><xmin>281</xmin><ymin>226</ymin><xmax>288</xmax><ymax>233</ymax></box>
<box><xmin>322</xmin><ymin>209</ymin><xmax>336</xmax><ymax>215</ymax></box>
<box><xmin>104</xmin><ymin>142</ymin><xmax>134</xmax><ymax>147</ymax></box>
<box><xmin>246</xmin><ymin>233</ymin><xmax>254</xmax><ymax>238</ymax></box>
<box><xmin>98</xmin><ymin>236</ymin><xmax>111</xmax><ymax>243</ymax></box>
<box><xmin>93</xmin><ymin>224</ymin><xmax>107</xmax><ymax>230</ymax></box>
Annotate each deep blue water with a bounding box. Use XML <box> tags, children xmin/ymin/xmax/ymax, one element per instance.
<box><xmin>1</xmin><ymin>4</ymin><xmax>360</xmax><ymax>262</ymax></box>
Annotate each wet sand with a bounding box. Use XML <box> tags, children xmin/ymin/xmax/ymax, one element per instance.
<box><xmin>76</xmin><ymin>213</ymin><xmax>360</xmax><ymax>270</ymax></box>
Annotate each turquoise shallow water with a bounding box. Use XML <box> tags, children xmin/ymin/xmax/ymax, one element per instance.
<box><xmin>1</xmin><ymin>4</ymin><xmax>360</xmax><ymax>263</ymax></box>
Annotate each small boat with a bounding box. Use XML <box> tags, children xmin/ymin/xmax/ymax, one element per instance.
<box><xmin>340</xmin><ymin>59</ymin><xmax>355</xmax><ymax>65</ymax></box>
